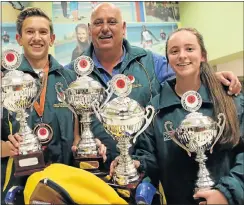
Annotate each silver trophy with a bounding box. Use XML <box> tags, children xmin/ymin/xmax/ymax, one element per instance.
<box><xmin>93</xmin><ymin>74</ymin><xmax>155</xmax><ymax>188</ymax></box>
<box><xmin>55</xmin><ymin>56</ymin><xmax>113</xmax><ymax>172</ymax></box>
<box><xmin>164</xmin><ymin>90</ymin><xmax>226</xmax><ymax>193</ymax></box>
<box><xmin>1</xmin><ymin>49</ymin><xmax>45</xmax><ymax>176</ymax></box>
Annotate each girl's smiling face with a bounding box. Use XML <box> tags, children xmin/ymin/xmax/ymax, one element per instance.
<box><xmin>167</xmin><ymin>30</ymin><xmax>205</xmax><ymax>78</ymax></box>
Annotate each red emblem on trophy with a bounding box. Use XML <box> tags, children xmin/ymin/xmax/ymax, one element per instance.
<box><xmin>127</xmin><ymin>75</ymin><xmax>135</xmax><ymax>83</ymax></box>
<box><xmin>111</xmin><ymin>74</ymin><xmax>132</xmax><ymax>97</ymax></box>
<box><xmin>181</xmin><ymin>91</ymin><xmax>202</xmax><ymax>112</ymax></box>
<box><xmin>74</xmin><ymin>56</ymin><xmax>94</xmax><ymax>76</ymax></box>
<box><xmin>2</xmin><ymin>49</ymin><xmax>22</xmax><ymax>70</ymax></box>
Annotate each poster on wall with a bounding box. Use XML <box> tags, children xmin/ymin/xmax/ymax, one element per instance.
<box><xmin>54</xmin><ymin>23</ymin><xmax>89</xmax><ymax>65</ymax></box>
<box><xmin>53</xmin><ymin>1</ymin><xmax>137</xmax><ymax>65</ymax></box>
<box><xmin>2</xmin><ymin>1</ymin><xmax>30</xmax><ymax>12</ymax></box>
<box><xmin>53</xmin><ymin>1</ymin><xmax>180</xmax><ymax>65</ymax></box>
<box><xmin>54</xmin><ymin>22</ymin><xmax>178</xmax><ymax>65</ymax></box>
<box><xmin>2</xmin><ymin>24</ymin><xmax>22</xmax><ymax>53</ymax></box>
<box><xmin>126</xmin><ymin>22</ymin><xmax>178</xmax><ymax>56</ymax></box>
<box><xmin>1</xmin><ymin>2</ymin><xmax>24</xmax><ymax>54</ymax></box>
<box><xmin>144</xmin><ymin>1</ymin><xmax>180</xmax><ymax>22</ymax></box>
<box><xmin>52</xmin><ymin>1</ymin><xmax>136</xmax><ymax>24</ymax></box>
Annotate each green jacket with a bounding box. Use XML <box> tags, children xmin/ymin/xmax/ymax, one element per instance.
<box><xmin>81</xmin><ymin>39</ymin><xmax>162</xmax><ymax>106</ymax></box>
<box><xmin>1</xmin><ymin>54</ymin><xmax>76</xmax><ymax>196</ymax></box>
<box><xmin>68</xmin><ymin>39</ymin><xmax>174</xmax><ymax>166</ymax></box>
<box><xmin>133</xmin><ymin>78</ymin><xmax>244</xmax><ymax>204</ymax></box>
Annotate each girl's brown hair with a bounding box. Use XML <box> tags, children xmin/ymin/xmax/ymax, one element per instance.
<box><xmin>166</xmin><ymin>27</ymin><xmax>240</xmax><ymax>147</ymax></box>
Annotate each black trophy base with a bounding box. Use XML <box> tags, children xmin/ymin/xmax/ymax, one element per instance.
<box><xmin>13</xmin><ymin>151</ymin><xmax>45</xmax><ymax>177</ymax></box>
<box><xmin>73</xmin><ymin>154</ymin><xmax>107</xmax><ymax>177</ymax></box>
<box><xmin>103</xmin><ymin>173</ymin><xmax>145</xmax><ymax>200</ymax></box>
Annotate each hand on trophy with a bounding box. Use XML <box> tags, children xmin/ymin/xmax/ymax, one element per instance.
<box><xmin>193</xmin><ymin>189</ymin><xmax>228</xmax><ymax>205</ymax></box>
<box><xmin>109</xmin><ymin>157</ymin><xmax>140</xmax><ymax>177</ymax></box>
<box><xmin>2</xmin><ymin>139</ymin><xmax>19</xmax><ymax>157</ymax></box>
<box><xmin>7</xmin><ymin>133</ymin><xmax>23</xmax><ymax>155</ymax></box>
<box><xmin>71</xmin><ymin>138</ymin><xmax>107</xmax><ymax>162</ymax></box>
<box><xmin>95</xmin><ymin>139</ymin><xmax>107</xmax><ymax>162</ymax></box>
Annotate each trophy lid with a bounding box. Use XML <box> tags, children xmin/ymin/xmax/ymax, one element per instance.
<box><xmin>1</xmin><ymin>49</ymin><xmax>35</xmax><ymax>87</ymax></box>
<box><xmin>2</xmin><ymin>70</ymin><xmax>35</xmax><ymax>87</ymax></box>
<box><xmin>68</xmin><ymin>55</ymin><xmax>103</xmax><ymax>91</ymax></box>
<box><xmin>101</xmin><ymin>97</ymin><xmax>144</xmax><ymax>120</ymax></box>
<box><xmin>68</xmin><ymin>75</ymin><xmax>103</xmax><ymax>90</ymax></box>
<box><xmin>101</xmin><ymin>74</ymin><xmax>144</xmax><ymax>120</ymax></box>
<box><xmin>180</xmin><ymin>112</ymin><xmax>215</xmax><ymax>129</ymax></box>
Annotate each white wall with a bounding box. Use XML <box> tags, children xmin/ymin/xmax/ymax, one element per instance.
<box><xmin>217</xmin><ymin>58</ymin><xmax>244</xmax><ymax>77</ymax></box>
<box><xmin>179</xmin><ymin>2</ymin><xmax>243</xmax><ymax>62</ymax></box>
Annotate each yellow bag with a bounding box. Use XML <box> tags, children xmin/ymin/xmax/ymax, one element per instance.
<box><xmin>24</xmin><ymin>163</ymin><xmax>127</xmax><ymax>204</ymax></box>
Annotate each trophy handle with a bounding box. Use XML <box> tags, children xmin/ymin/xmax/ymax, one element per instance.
<box><xmin>91</xmin><ymin>100</ymin><xmax>102</xmax><ymax>122</ymax></box>
<box><xmin>210</xmin><ymin>113</ymin><xmax>226</xmax><ymax>154</ymax></box>
<box><xmin>55</xmin><ymin>82</ymin><xmax>78</xmax><ymax>118</ymax></box>
<box><xmin>164</xmin><ymin>121</ymin><xmax>191</xmax><ymax>157</ymax></box>
<box><xmin>28</xmin><ymin>79</ymin><xmax>43</xmax><ymax>109</ymax></box>
<box><xmin>100</xmin><ymin>82</ymin><xmax>113</xmax><ymax>108</ymax></box>
<box><xmin>133</xmin><ymin>105</ymin><xmax>155</xmax><ymax>144</ymax></box>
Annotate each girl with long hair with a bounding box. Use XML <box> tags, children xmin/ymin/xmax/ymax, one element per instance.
<box><xmin>130</xmin><ymin>28</ymin><xmax>244</xmax><ymax>204</ymax></box>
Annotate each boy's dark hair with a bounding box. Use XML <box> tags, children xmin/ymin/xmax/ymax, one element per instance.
<box><xmin>16</xmin><ymin>7</ymin><xmax>54</xmax><ymax>35</ymax></box>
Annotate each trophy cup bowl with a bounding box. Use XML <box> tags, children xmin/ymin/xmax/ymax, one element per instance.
<box><xmin>164</xmin><ymin>91</ymin><xmax>226</xmax><ymax>194</ymax></box>
<box><xmin>93</xmin><ymin>74</ymin><xmax>155</xmax><ymax>193</ymax></box>
<box><xmin>55</xmin><ymin>56</ymin><xmax>113</xmax><ymax>175</ymax></box>
<box><xmin>2</xmin><ymin>70</ymin><xmax>45</xmax><ymax>176</ymax></box>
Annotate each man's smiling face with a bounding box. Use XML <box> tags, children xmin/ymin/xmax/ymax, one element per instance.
<box><xmin>89</xmin><ymin>3</ymin><xmax>126</xmax><ymax>51</ymax></box>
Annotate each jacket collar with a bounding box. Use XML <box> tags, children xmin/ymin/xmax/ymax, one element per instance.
<box><xmin>83</xmin><ymin>39</ymin><xmax>148</xmax><ymax>68</ymax></box>
<box><xmin>81</xmin><ymin>39</ymin><xmax>149</xmax><ymax>86</ymax></box>
<box><xmin>17</xmin><ymin>54</ymin><xmax>62</xmax><ymax>74</ymax></box>
<box><xmin>156</xmin><ymin>77</ymin><xmax>212</xmax><ymax>110</ymax></box>
<box><xmin>120</xmin><ymin>39</ymin><xmax>148</xmax><ymax>73</ymax></box>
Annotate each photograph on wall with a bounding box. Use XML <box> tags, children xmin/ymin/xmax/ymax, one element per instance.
<box><xmin>54</xmin><ymin>22</ymin><xmax>179</xmax><ymax>65</ymax></box>
<box><xmin>126</xmin><ymin>22</ymin><xmax>179</xmax><ymax>55</ymax></box>
<box><xmin>52</xmin><ymin>1</ymin><xmax>136</xmax><ymax>24</ymax></box>
<box><xmin>144</xmin><ymin>1</ymin><xmax>180</xmax><ymax>22</ymax></box>
<box><xmin>2</xmin><ymin>24</ymin><xmax>22</xmax><ymax>53</ymax></box>
<box><xmin>54</xmin><ymin>23</ymin><xmax>90</xmax><ymax>65</ymax></box>
<box><xmin>4</xmin><ymin>1</ymin><xmax>30</xmax><ymax>11</ymax></box>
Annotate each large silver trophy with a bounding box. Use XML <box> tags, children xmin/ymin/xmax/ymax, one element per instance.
<box><xmin>164</xmin><ymin>90</ymin><xmax>226</xmax><ymax>194</ymax></box>
<box><xmin>55</xmin><ymin>56</ymin><xmax>113</xmax><ymax>173</ymax></box>
<box><xmin>1</xmin><ymin>49</ymin><xmax>45</xmax><ymax>176</ymax></box>
<box><xmin>93</xmin><ymin>74</ymin><xmax>155</xmax><ymax>190</ymax></box>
